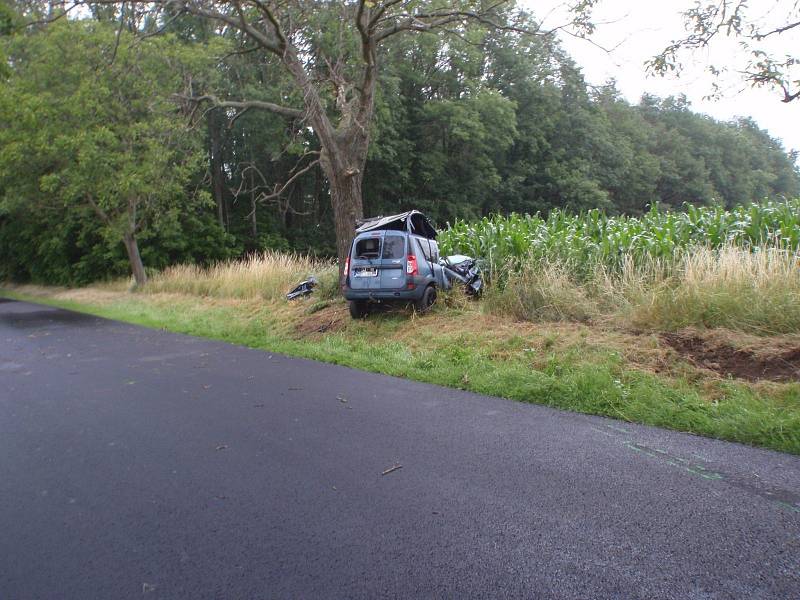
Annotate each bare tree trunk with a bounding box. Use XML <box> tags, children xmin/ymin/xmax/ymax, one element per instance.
<box><xmin>314</xmin><ymin>166</ymin><xmax>323</xmax><ymax>223</ymax></box>
<box><xmin>208</xmin><ymin>114</ymin><xmax>226</xmax><ymax>229</ymax></box>
<box><xmin>249</xmin><ymin>165</ymin><xmax>258</xmax><ymax>239</ymax></box>
<box><xmin>325</xmin><ymin>166</ymin><xmax>364</xmax><ymax>281</ymax></box>
<box><xmin>123</xmin><ymin>232</ymin><xmax>147</xmax><ymax>287</ymax></box>
<box><xmin>250</xmin><ymin>198</ymin><xmax>258</xmax><ymax>239</ymax></box>
<box><xmin>315</xmin><ymin>136</ymin><xmax>367</xmax><ymax>279</ymax></box>
<box><xmin>287</xmin><ymin>178</ymin><xmax>302</xmax><ymax>231</ymax></box>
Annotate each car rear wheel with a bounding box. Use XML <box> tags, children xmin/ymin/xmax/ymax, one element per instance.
<box><xmin>415</xmin><ymin>285</ymin><xmax>437</xmax><ymax>314</ymax></box>
<box><xmin>349</xmin><ymin>300</ymin><xmax>369</xmax><ymax>319</ymax></box>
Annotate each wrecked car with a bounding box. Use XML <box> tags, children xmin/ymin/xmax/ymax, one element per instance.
<box><xmin>343</xmin><ymin>211</ymin><xmax>445</xmax><ymax>318</ymax></box>
<box><xmin>342</xmin><ymin>210</ymin><xmax>482</xmax><ymax>318</ymax></box>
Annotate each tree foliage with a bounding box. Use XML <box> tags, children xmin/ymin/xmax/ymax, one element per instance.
<box><xmin>650</xmin><ymin>0</ymin><xmax>800</xmax><ymax>103</ymax></box>
<box><xmin>0</xmin><ymin>18</ymin><xmax>234</xmax><ymax>284</ymax></box>
<box><xmin>43</xmin><ymin>0</ymin><xmax>605</xmax><ymax>275</ymax></box>
<box><xmin>0</xmin><ymin>2</ymin><xmax>798</xmax><ymax>285</ymax></box>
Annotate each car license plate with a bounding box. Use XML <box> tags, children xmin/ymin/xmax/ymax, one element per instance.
<box><xmin>355</xmin><ymin>267</ymin><xmax>378</xmax><ymax>277</ymax></box>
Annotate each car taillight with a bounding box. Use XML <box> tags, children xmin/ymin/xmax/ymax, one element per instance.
<box><xmin>344</xmin><ymin>256</ymin><xmax>350</xmax><ymax>277</ymax></box>
<box><xmin>406</xmin><ymin>254</ymin><xmax>418</xmax><ymax>276</ymax></box>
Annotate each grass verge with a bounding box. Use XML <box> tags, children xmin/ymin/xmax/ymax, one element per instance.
<box><xmin>3</xmin><ymin>284</ymin><xmax>800</xmax><ymax>455</ymax></box>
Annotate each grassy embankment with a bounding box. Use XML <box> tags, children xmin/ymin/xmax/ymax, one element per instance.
<box><xmin>6</xmin><ymin>238</ymin><xmax>800</xmax><ymax>454</ymax></box>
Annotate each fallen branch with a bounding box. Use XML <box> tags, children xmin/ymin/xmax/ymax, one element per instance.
<box><xmin>381</xmin><ymin>464</ymin><xmax>403</xmax><ymax>476</ymax></box>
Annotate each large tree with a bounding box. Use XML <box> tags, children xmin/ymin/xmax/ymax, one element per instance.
<box><xmin>50</xmin><ymin>0</ymin><xmax>596</xmax><ymax>275</ymax></box>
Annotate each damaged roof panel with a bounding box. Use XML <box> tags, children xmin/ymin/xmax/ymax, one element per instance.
<box><xmin>355</xmin><ymin>210</ymin><xmax>437</xmax><ymax>239</ymax></box>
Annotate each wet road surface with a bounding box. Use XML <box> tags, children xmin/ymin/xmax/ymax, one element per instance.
<box><xmin>1</xmin><ymin>298</ymin><xmax>799</xmax><ymax>599</ymax></box>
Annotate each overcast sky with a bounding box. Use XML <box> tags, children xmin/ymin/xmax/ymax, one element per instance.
<box><xmin>528</xmin><ymin>0</ymin><xmax>800</xmax><ymax>157</ymax></box>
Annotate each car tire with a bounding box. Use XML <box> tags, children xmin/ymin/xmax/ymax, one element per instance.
<box><xmin>415</xmin><ymin>285</ymin><xmax>437</xmax><ymax>314</ymax></box>
<box><xmin>349</xmin><ymin>300</ymin><xmax>369</xmax><ymax>319</ymax></box>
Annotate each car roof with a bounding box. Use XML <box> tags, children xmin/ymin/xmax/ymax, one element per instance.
<box><xmin>355</xmin><ymin>210</ymin><xmax>437</xmax><ymax>239</ymax></box>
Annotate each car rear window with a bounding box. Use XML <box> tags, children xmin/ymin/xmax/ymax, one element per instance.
<box><xmin>355</xmin><ymin>237</ymin><xmax>381</xmax><ymax>258</ymax></box>
<box><xmin>382</xmin><ymin>235</ymin><xmax>405</xmax><ymax>259</ymax></box>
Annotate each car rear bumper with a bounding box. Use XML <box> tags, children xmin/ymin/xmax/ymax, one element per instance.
<box><xmin>343</xmin><ymin>285</ymin><xmax>425</xmax><ymax>302</ymax></box>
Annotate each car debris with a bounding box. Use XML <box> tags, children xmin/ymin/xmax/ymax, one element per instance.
<box><xmin>439</xmin><ymin>254</ymin><xmax>483</xmax><ymax>297</ymax></box>
<box><xmin>286</xmin><ymin>276</ymin><xmax>317</xmax><ymax>300</ymax></box>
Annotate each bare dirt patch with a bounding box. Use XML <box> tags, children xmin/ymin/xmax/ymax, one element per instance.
<box><xmin>661</xmin><ymin>329</ymin><xmax>800</xmax><ymax>382</ymax></box>
<box><xmin>294</xmin><ymin>303</ymin><xmax>349</xmax><ymax>338</ymax></box>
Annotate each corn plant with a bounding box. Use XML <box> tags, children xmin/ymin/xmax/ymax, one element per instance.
<box><xmin>439</xmin><ymin>198</ymin><xmax>800</xmax><ymax>275</ymax></box>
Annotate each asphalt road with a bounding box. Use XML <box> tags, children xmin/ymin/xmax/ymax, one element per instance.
<box><xmin>1</xmin><ymin>298</ymin><xmax>799</xmax><ymax>599</ymax></box>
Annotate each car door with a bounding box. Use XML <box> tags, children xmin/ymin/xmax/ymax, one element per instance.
<box><xmin>379</xmin><ymin>233</ymin><xmax>407</xmax><ymax>289</ymax></box>
<box><xmin>349</xmin><ymin>233</ymin><xmax>382</xmax><ymax>290</ymax></box>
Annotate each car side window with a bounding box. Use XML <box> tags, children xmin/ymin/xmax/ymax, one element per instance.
<box><xmin>415</xmin><ymin>237</ymin><xmax>435</xmax><ymax>261</ymax></box>
<box><xmin>382</xmin><ymin>235</ymin><xmax>405</xmax><ymax>259</ymax></box>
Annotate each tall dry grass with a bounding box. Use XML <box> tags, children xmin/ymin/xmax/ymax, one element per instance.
<box><xmin>484</xmin><ymin>261</ymin><xmax>598</xmax><ymax>323</ymax></box>
<box><xmin>626</xmin><ymin>246</ymin><xmax>800</xmax><ymax>334</ymax></box>
<box><xmin>141</xmin><ymin>244</ymin><xmax>800</xmax><ymax>335</ymax></box>
<box><xmin>144</xmin><ymin>251</ymin><xmax>338</xmax><ymax>301</ymax></box>
<box><xmin>486</xmin><ymin>245</ymin><xmax>800</xmax><ymax>334</ymax></box>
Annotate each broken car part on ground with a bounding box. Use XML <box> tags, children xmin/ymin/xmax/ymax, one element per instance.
<box><xmin>286</xmin><ymin>277</ymin><xmax>317</xmax><ymax>300</ymax></box>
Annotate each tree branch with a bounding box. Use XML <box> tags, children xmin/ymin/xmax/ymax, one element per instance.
<box><xmin>22</xmin><ymin>4</ymin><xmax>80</xmax><ymax>29</ymax></box>
<box><xmin>86</xmin><ymin>194</ymin><xmax>112</xmax><ymax>226</ymax></box>
<box><xmin>233</xmin><ymin>152</ymin><xmax>320</xmax><ymax>214</ymax></box>
<box><xmin>176</xmin><ymin>93</ymin><xmax>304</xmax><ymax>120</ymax></box>
<box><xmin>247</xmin><ymin>0</ymin><xmax>287</xmax><ymax>51</ymax></box>
<box><xmin>258</xmin><ymin>156</ymin><xmax>320</xmax><ymax>202</ymax></box>
<box><xmin>136</xmin><ymin>4</ymin><xmax>191</xmax><ymax>42</ymax></box>
<box><xmin>752</xmin><ymin>20</ymin><xmax>800</xmax><ymax>40</ymax></box>
<box><xmin>226</xmin><ymin>0</ymin><xmax>281</xmax><ymax>55</ymax></box>
<box><xmin>354</xmin><ymin>0</ymin><xmax>378</xmax><ymax>129</ymax></box>
<box><xmin>369</xmin><ymin>0</ymin><xmax>404</xmax><ymax>29</ymax></box>
<box><xmin>374</xmin><ymin>3</ymin><xmax>530</xmax><ymax>42</ymax></box>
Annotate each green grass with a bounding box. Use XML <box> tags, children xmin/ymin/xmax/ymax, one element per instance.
<box><xmin>5</xmin><ymin>287</ymin><xmax>800</xmax><ymax>455</ymax></box>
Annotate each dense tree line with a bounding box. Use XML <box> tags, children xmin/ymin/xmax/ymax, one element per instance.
<box><xmin>1</xmin><ymin>4</ymin><xmax>798</xmax><ymax>285</ymax></box>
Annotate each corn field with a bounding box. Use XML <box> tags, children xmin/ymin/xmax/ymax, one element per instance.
<box><xmin>438</xmin><ymin>199</ymin><xmax>800</xmax><ymax>273</ymax></box>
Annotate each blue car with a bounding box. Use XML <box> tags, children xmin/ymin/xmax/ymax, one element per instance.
<box><xmin>342</xmin><ymin>211</ymin><xmax>449</xmax><ymax>318</ymax></box>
